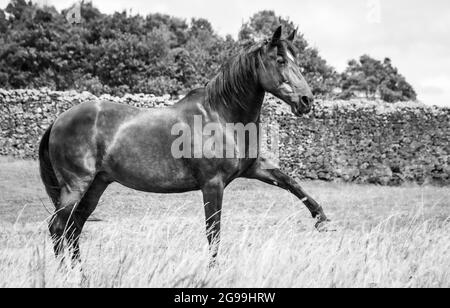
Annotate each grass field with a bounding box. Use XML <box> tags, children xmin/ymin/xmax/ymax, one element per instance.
<box><xmin>0</xmin><ymin>156</ymin><xmax>449</xmax><ymax>288</ymax></box>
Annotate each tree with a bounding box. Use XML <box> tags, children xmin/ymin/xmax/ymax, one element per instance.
<box><xmin>145</xmin><ymin>13</ymin><xmax>188</xmax><ymax>47</ymax></box>
<box><xmin>5</xmin><ymin>0</ymin><xmax>29</xmax><ymax>21</ymax></box>
<box><xmin>190</xmin><ymin>18</ymin><xmax>214</xmax><ymax>37</ymax></box>
<box><xmin>339</xmin><ymin>55</ymin><xmax>417</xmax><ymax>102</ymax></box>
<box><xmin>0</xmin><ymin>1</ymin><xmax>417</xmax><ymax>101</ymax></box>
<box><xmin>0</xmin><ymin>9</ymin><xmax>8</xmax><ymax>32</ymax></box>
<box><xmin>183</xmin><ymin>18</ymin><xmax>237</xmax><ymax>88</ymax></box>
<box><xmin>80</xmin><ymin>1</ymin><xmax>102</xmax><ymax>23</ymax></box>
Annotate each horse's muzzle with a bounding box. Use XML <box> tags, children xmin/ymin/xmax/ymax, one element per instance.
<box><xmin>292</xmin><ymin>96</ymin><xmax>313</xmax><ymax>115</ymax></box>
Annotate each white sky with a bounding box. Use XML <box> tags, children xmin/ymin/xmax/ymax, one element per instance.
<box><xmin>2</xmin><ymin>0</ymin><xmax>450</xmax><ymax>106</ymax></box>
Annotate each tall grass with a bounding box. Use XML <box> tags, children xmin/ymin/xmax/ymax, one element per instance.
<box><xmin>0</xmin><ymin>158</ymin><xmax>449</xmax><ymax>288</ymax></box>
<box><xmin>0</xmin><ymin>206</ymin><xmax>448</xmax><ymax>288</ymax></box>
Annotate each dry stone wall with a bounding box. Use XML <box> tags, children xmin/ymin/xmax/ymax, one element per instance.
<box><xmin>1</xmin><ymin>88</ymin><xmax>449</xmax><ymax>185</ymax></box>
<box><xmin>262</xmin><ymin>99</ymin><xmax>450</xmax><ymax>185</ymax></box>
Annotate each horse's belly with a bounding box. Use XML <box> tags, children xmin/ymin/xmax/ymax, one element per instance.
<box><xmin>107</xmin><ymin>157</ymin><xmax>198</xmax><ymax>193</ymax></box>
<box><xmin>103</xmin><ymin>122</ymin><xmax>199</xmax><ymax>193</ymax></box>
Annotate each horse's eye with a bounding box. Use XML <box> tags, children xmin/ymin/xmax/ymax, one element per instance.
<box><xmin>277</xmin><ymin>57</ymin><xmax>286</xmax><ymax>65</ymax></box>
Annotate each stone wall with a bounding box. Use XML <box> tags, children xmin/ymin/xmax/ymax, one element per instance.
<box><xmin>262</xmin><ymin>99</ymin><xmax>450</xmax><ymax>185</ymax></box>
<box><xmin>1</xmin><ymin>88</ymin><xmax>449</xmax><ymax>185</ymax></box>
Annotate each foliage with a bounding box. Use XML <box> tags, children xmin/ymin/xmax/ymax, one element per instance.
<box><xmin>0</xmin><ymin>2</ymin><xmax>416</xmax><ymax>102</ymax></box>
<box><xmin>339</xmin><ymin>55</ymin><xmax>417</xmax><ymax>102</ymax></box>
<box><xmin>0</xmin><ymin>9</ymin><xmax>7</xmax><ymax>32</ymax></box>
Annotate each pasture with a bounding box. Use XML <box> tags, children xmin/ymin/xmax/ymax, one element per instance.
<box><xmin>0</xmin><ymin>157</ymin><xmax>449</xmax><ymax>288</ymax></box>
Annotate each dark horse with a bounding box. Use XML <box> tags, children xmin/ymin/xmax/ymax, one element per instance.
<box><xmin>39</xmin><ymin>26</ymin><xmax>330</xmax><ymax>263</ymax></box>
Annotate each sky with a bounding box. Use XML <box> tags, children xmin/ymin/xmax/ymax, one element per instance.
<box><xmin>2</xmin><ymin>0</ymin><xmax>450</xmax><ymax>106</ymax></box>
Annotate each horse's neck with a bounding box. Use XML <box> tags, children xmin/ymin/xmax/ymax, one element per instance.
<box><xmin>208</xmin><ymin>84</ymin><xmax>266</xmax><ymax>125</ymax></box>
<box><xmin>230</xmin><ymin>90</ymin><xmax>265</xmax><ymax>124</ymax></box>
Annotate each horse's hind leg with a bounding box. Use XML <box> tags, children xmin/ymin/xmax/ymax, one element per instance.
<box><xmin>49</xmin><ymin>184</ymin><xmax>88</xmax><ymax>260</ymax></box>
<box><xmin>66</xmin><ymin>175</ymin><xmax>110</xmax><ymax>263</ymax></box>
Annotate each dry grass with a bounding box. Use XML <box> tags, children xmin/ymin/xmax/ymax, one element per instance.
<box><xmin>0</xmin><ymin>157</ymin><xmax>449</xmax><ymax>288</ymax></box>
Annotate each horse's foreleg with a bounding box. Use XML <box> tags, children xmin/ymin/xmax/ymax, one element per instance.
<box><xmin>244</xmin><ymin>159</ymin><xmax>330</xmax><ymax>230</ymax></box>
<box><xmin>201</xmin><ymin>177</ymin><xmax>224</xmax><ymax>263</ymax></box>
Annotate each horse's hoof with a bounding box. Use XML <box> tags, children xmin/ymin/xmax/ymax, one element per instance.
<box><xmin>315</xmin><ymin>219</ymin><xmax>336</xmax><ymax>232</ymax></box>
<box><xmin>208</xmin><ymin>257</ymin><xmax>219</xmax><ymax>269</ymax></box>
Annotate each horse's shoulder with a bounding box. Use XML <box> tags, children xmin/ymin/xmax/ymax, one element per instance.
<box><xmin>172</xmin><ymin>88</ymin><xmax>207</xmax><ymax>113</ymax></box>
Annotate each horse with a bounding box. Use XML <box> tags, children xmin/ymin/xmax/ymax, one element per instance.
<box><xmin>39</xmin><ymin>26</ymin><xmax>330</xmax><ymax>264</ymax></box>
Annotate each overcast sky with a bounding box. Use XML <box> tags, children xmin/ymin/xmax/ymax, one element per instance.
<box><xmin>2</xmin><ymin>0</ymin><xmax>450</xmax><ymax>106</ymax></box>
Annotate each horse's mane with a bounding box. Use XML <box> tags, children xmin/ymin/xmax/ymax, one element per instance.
<box><xmin>206</xmin><ymin>43</ymin><xmax>265</xmax><ymax>112</ymax></box>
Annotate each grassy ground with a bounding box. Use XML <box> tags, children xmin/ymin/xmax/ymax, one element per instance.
<box><xmin>0</xmin><ymin>157</ymin><xmax>449</xmax><ymax>288</ymax></box>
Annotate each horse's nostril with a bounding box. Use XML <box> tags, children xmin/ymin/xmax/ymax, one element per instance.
<box><xmin>301</xmin><ymin>96</ymin><xmax>312</xmax><ymax>107</ymax></box>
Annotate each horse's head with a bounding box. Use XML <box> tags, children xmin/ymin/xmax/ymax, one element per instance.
<box><xmin>257</xmin><ymin>26</ymin><xmax>314</xmax><ymax>116</ymax></box>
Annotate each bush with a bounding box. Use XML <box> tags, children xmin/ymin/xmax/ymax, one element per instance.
<box><xmin>0</xmin><ymin>2</ymin><xmax>416</xmax><ymax>102</ymax></box>
<box><xmin>135</xmin><ymin>76</ymin><xmax>183</xmax><ymax>96</ymax></box>
<box><xmin>73</xmin><ymin>74</ymin><xmax>111</xmax><ymax>96</ymax></box>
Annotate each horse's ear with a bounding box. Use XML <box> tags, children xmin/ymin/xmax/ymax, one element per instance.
<box><xmin>271</xmin><ymin>26</ymin><xmax>282</xmax><ymax>46</ymax></box>
<box><xmin>287</xmin><ymin>28</ymin><xmax>297</xmax><ymax>42</ymax></box>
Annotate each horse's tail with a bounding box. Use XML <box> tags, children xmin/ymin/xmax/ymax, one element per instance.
<box><xmin>39</xmin><ymin>124</ymin><xmax>60</xmax><ymax>207</ymax></box>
